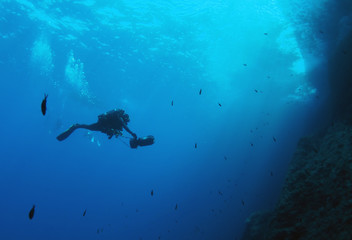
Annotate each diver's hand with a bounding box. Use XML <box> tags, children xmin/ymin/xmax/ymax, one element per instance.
<box><xmin>132</xmin><ymin>133</ymin><xmax>137</xmax><ymax>139</ymax></box>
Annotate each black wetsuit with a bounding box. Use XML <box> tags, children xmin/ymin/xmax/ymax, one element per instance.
<box><xmin>56</xmin><ymin>109</ymin><xmax>137</xmax><ymax>141</ymax></box>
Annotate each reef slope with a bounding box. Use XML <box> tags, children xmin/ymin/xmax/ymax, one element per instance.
<box><xmin>242</xmin><ymin>121</ymin><xmax>352</xmax><ymax>239</ymax></box>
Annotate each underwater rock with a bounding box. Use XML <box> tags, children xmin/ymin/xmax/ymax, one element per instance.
<box><xmin>329</xmin><ymin>31</ymin><xmax>352</xmax><ymax>119</ymax></box>
<box><xmin>242</xmin><ymin>121</ymin><xmax>352</xmax><ymax>239</ymax></box>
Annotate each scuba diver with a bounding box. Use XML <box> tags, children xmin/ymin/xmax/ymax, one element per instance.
<box><xmin>56</xmin><ymin>109</ymin><xmax>154</xmax><ymax>148</ymax></box>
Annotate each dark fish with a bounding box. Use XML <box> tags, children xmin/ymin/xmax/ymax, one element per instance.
<box><xmin>254</xmin><ymin>89</ymin><xmax>258</xmax><ymax>93</ymax></box>
<box><xmin>218</xmin><ymin>191</ymin><xmax>223</xmax><ymax>196</ymax></box>
<box><xmin>41</xmin><ymin>94</ymin><xmax>48</xmax><ymax>116</ymax></box>
<box><xmin>319</xmin><ymin>30</ymin><xmax>324</xmax><ymax>34</ymax></box>
<box><xmin>273</xmin><ymin>137</ymin><xmax>277</xmax><ymax>142</ymax></box>
<box><xmin>83</xmin><ymin>208</ymin><xmax>87</xmax><ymax>216</ymax></box>
<box><xmin>29</xmin><ymin>205</ymin><xmax>35</xmax><ymax>220</ymax></box>
<box><xmin>195</xmin><ymin>143</ymin><xmax>197</xmax><ymax>148</ymax></box>
<box><xmin>101</xmin><ymin>228</ymin><xmax>104</xmax><ymax>233</ymax></box>
<box><xmin>270</xmin><ymin>171</ymin><xmax>273</xmax><ymax>176</ymax></box>
<box><xmin>218</xmin><ymin>103</ymin><xmax>222</xmax><ymax>107</ymax></box>
<box><xmin>97</xmin><ymin>229</ymin><xmax>100</xmax><ymax>234</ymax></box>
<box><xmin>171</xmin><ymin>100</ymin><xmax>173</xmax><ymax>106</ymax></box>
<box><xmin>151</xmin><ymin>189</ymin><xmax>154</xmax><ymax>196</ymax></box>
<box><xmin>175</xmin><ymin>204</ymin><xmax>178</xmax><ymax>210</ymax></box>
<box><xmin>264</xmin><ymin>33</ymin><xmax>268</xmax><ymax>35</ymax></box>
<box><xmin>241</xmin><ymin>200</ymin><xmax>245</xmax><ymax>206</ymax></box>
<box><xmin>224</xmin><ymin>156</ymin><xmax>227</xmax><ymax>160</ymax></box>
<box><xmin>136</xmin><ymin>209</ymin><xmax>139</xmax><ymax>212</ymax></box>
<box><xmin>250</xmin><ymin>143</ymin><xmax>254</xmax><ymax>147</ymax></box>
<box><xmin>199</xmin><ymin>89</ymin><xmax>202</xmax><ymax>95</ymax></box>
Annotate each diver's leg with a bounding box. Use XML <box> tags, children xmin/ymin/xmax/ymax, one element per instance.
<box><xmin>75</xmin><ymin>123</ymin><xmax>101</xmax><ymax>131</ymax></box>
<box><xmin>56</xmin><ymin>123</ymin><xmax>103</xmax><ymax>141</ymax></box>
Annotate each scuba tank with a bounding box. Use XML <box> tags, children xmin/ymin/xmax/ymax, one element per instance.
<box><xmin>130</xmin><ymin>135</ymin><xmax>155</xmax><ymax>148</ymax></box>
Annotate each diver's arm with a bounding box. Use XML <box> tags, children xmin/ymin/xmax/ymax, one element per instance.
<box><xmin>121</xmin><ymin>118</ymin><xmax>137</xmax><ymax>138</ymax></box>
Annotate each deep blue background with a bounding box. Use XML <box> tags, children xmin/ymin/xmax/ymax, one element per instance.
<box><xmin>0</xmin><ymin>0</ymin><xmax>348</xmax><ymax>239</ymax></box>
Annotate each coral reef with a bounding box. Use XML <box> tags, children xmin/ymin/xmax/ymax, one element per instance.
<box><xmin>242</xmin><ymin>121</ymin><xmax>352</xmax><ymax>240</ymax></box>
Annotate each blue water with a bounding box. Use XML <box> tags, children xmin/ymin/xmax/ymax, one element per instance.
<box><xmin>0</xmin><ymin>0</ymin><xmax>349</xmax><ymax>239</ymax></box>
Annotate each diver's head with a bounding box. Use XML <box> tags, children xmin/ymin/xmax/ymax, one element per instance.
<box><xmin>122</xmin><ymin>114</ymin><xmax>130</xmax><ymax>123</ymax></box>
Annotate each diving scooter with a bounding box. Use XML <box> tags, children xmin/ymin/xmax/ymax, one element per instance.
<box><xmin>130</xmin><ymin>135</ymin><xmax>155</xmax><ymax>149</ymax></box>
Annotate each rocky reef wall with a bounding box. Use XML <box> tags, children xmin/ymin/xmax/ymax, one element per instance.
<box><xmin>242</xmin><ymin>121</ymin><xmax>352</xmax><ymax>239</ymax></box>
<box><xmin>242</xmin><ymin>4</ymin><xmax>352</xmax><ymax>239</ymax></box>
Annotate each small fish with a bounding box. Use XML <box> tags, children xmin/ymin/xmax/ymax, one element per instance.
<box><xmin>218</xmin><ymin>191</ymin><xmax>223</xmax><ymax>196</ymax></box>
<box><xmin>250</xmin><ymin>143</ymin><xmax>254</xmax><ymax>147</ymax></box>
<box><xmin>224</xmin><ymin>156</ymin><xmax>227</xmax><ymax>160</ymax></box>
<box><xmin>195</xmin><ymin>143</ymin><xmax>197</xmax><ymax>148</ymax></box>
<box><xmin>218</xmin><ymin>103</ymin><xmax>222</xmax><ymax>107</ymax></box>
<box><xmin>270</xmin><ymin>171</ymin><xmax>273</xmax><ymax>176</ymax></box>
<box><xmin>29</xmin><ymin>205</ymin><xmax>35</xmax><ymax>220</ymax></box>
<box><xmin>97</xmin><ymin>229</ymin><xmax>100</xmax><ymax>234</ymax></box>
<box><xmin>264</xmin><ymin>33</ymin><xmax>268</xmax><ymax>35</ymax></box>
<box><xmin>243</xmin><ymin>64</ymin><xmax>247</xmax><ymax>66</ymax></box>
<box><xmin>41</xmin><ymin>94</ymin><xmax>48</xmax><ymax>116</ymax></box>
<box><xmin>175</xmin><ymin>204</ymin><xmax>178</xmax><ymax>210</ymax></box>
<box><xmin>254</xmin><ymin>89</ymin><xmax>258</xmax><ymax>93</ymax></box>
<box><xmin>171</xmin><ymin>100</ymin><xmax>173</xmax><ymax>106</ymax></box>
<box><xmin>83</xmin><ymin>208</ymin><xmax>87</xmax><ymax>216</ymax></box>
<box><xmin>273</xmin><ymin>137</ymin><xmax>277</xmax><ymax>142</ymax></box>
<box><xmin>319</xmin><ymin>30</ymin><xmax>324</xmax><ymax>34</ymax></box>
<box><xmin>101</xmin><ymin>228</ymin><xmax>104</xmax><ymax>233</ymax></box>
<box><xmin>241</xmin><ymin>200</ymin><xmax>245</xmax><ymax>206</ymax></box>
<box><xmin>151</xmin><ymin>189</ymin><xmax>154</xmax><ymax>196</ymax></box>
<box><xmin>199</xmin><ymin>89</ymin><xmax>202</xmax><ymax>95</ymax></box>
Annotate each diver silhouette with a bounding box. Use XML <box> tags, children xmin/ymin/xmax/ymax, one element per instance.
<box><xmin>56</xmin><ymin>109</ymin><xmax>154</xmax><ymax>148</ymax></box>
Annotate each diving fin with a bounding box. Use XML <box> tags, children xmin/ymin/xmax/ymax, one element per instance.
<box><xmin>56</xmin><ymin>124</ymin><xmax>78</xmax><ymax>141</ymax></box>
